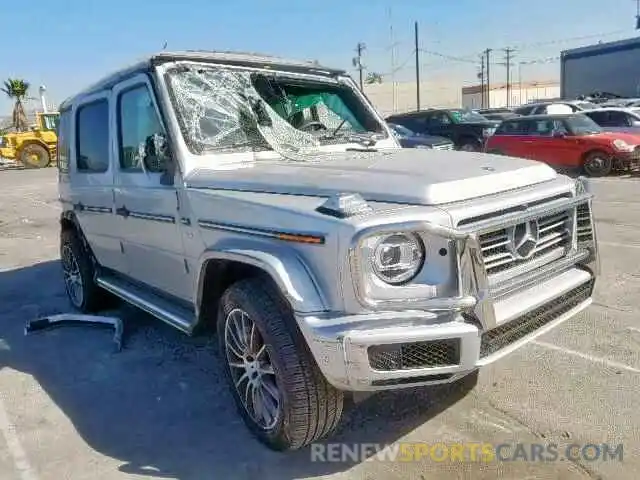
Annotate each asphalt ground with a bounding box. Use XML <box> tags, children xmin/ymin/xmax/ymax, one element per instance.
<box><xmin>0</xmin><ymin>168</ymin><xmax>638</xmax><ymax>480</ymax></box>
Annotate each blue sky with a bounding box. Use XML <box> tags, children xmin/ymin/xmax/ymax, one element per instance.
<box><xmin>2</xmin><ymin>0</ymin><xmax>639</xmax><ymax>112</ymax></box>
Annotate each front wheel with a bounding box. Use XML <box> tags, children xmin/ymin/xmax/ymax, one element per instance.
<box><xmin>217</xmin><ymin>278</ymin><xmax>344</xmax><ymax>451</ymax></box>
<box><xmin>19</xmin><ymin>143</ymin><xmax>50</xmax><ymax>168</ymax></box>
<box><xmin>583</xmin><ymin>150</ymin><xmax>612</xmax><ymax>177</ymax></box>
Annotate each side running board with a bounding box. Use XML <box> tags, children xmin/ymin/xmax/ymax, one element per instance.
<box><xmin>96</xmin><ymin>275</ymin><xmax>195</xmax><ymax>334</ymax></box>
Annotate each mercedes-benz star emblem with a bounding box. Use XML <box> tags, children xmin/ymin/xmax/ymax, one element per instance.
<box><xmin>508</xmin><ymin>220</ymin><xmax>539</xmax><ymax>259</ymax></box>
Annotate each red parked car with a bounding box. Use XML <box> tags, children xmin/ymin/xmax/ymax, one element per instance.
<box><xmin>484</xmin><ymin>113</ymin><xmax>640</xmax><ymax>176</ymax></box>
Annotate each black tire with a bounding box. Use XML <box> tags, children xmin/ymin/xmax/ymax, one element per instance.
<box><xmin>217</xmin><ymin>278</ymin><xmax>344</xmax><ymax>451</ymax></box>
<box><xmin>458</xmin><ymin>138</ymin><xmax>481</xmax><ymax>152</ymax></box>
<box><xmin>19</xmin><ymin>143</ymin><xmax>50</xmax><ymax>169</ymax></box>
<box><xmin>582</xmin><ymin>150</ymin><xmax>612</xmax><ymax>177</ymax></box>
<box><xmin>60</xmin><ymin>228</ymin><xmax>112</xmax><ymax>312</ymax></box>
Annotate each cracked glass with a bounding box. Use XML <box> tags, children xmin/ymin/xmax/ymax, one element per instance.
<box><xmin>165</xmin><ymin>64</ymin><xmax>387</xmax><ymax>161</ymax></box>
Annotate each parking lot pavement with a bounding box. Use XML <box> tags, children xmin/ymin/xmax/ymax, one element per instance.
<box><xmin>0</xmin><ymin>169</ymin><xmax>639</xmax><ymax>480</ymax></box>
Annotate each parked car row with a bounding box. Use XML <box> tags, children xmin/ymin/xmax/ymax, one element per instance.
<box><xmin>484</xmin><ymin>113</ymin><xmax>640</xmax><ymax>176</ymax></box>
<box><xmin>385</xmin><ymin>102</ymin><xmax>640</xmax><ymax>176</ymax></box>
<box><xmin>386</xmin><ymin>108</ymin><xmax>499</xmax><ymax>152</ymax></box>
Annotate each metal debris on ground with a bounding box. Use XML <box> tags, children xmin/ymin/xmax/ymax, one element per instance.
<box><xmin>24</xmin><ymin>313</ymin><xmax>124</xmax><ymax>351</ymax></box>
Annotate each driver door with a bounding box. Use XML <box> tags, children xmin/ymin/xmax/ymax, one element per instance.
<box><xmin>111</xmin><ymin>74</ymin><xmax>192</xmax><ymax>301</ymax></box>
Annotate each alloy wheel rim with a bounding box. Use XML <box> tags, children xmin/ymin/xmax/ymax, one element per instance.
<box><xmin>61</xmin><ymin>244</ymin><xmax>84</xmax><ymax>307</ymax></box>
<box><xmin>588</xmin><ymin>156</ymin><xmax>606</xmax><ymax>172</ymax></box>
<box><xmin>224</xmin><ymin>307</ymin><xmax>281</xmax><ymax>430</ymax></box>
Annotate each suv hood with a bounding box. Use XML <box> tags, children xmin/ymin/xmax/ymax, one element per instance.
<box><xmin>185</xmin><ymin>149</ymin><xmax>557</xmax><ymax>206</ymax></box>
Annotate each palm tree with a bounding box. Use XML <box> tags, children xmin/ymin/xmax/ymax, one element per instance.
<box><xmin>1</xmin><ymin>78</ymin><xmax>30</xmax><ymax>131</ymax></box>
<box><xmin>365</xmin><ymin>72</ymin><xmax>383</xmax><ymax>84</ymax></box>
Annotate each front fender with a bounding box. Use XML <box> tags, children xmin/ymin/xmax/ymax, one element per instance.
<box><xmin>195</xmin><ymin>238</ymin><xmax>328</xmax><ymax>314</ymax></box>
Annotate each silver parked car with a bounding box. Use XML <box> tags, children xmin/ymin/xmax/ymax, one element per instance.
<box><xmin>57</xmin><ymin>50</ymin><xmax>599</xmax><ymax>451</ymax></box>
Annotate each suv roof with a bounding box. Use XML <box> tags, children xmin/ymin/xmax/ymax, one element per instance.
<box><xmin>60</xmin><ymin>50</ymin><xmax>346</xmax><ymax>110</ymax></box>
<box><xmin>497</xmin><ymin>113</ymin><xmax>580</xmax><ymax>122</ymax></box>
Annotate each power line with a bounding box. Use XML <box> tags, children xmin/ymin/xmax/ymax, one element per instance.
<box><xmin>512</xmin><ymin>29</ymin><xmax>628</xmax><ymax>51</ymax></box>
<box><xmin>419</xmin><ymin>49</ymin><xmax>477</xmax><ymax>63</ymax></box>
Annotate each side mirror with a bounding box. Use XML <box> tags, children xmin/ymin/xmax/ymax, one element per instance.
<box><xmin>143</xmin><ymin>133</ymin><xmax>171</xmax><ymax>173</ymax></box>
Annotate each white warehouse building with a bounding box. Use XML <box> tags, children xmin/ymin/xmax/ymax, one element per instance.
<box><xmin>461</xmin><ymin>80</ymin><xmax>560</xmax><ymax>110</ymax></box>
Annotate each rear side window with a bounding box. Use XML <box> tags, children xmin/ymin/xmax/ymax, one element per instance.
<box><xmin>584</xmin><ymin>110</ymin><xmax>608</xmax><ymax>125</ymax></box>
<box><xmin>76</xmin><ymin>99</ymin><xmax>109</xmax><ymax>173</ymax></box>
<box><xmin>608</xmin><ymin>111</ymin><xmax>632</xmax><ymax>126</ymax></box>
<box><xmin>514</xmin><ymin>105</ymin><xmax>535</xmax><ymax>115</ymax></box>
<box><xmin>495</xmin><ymin>120</ymin><xmax>527</xmax><ymax>135</ymax></box>
<box><xmin>56</xmin><ymin>109</ymin><xmax>71</xmax><ymax>173</ymax></box>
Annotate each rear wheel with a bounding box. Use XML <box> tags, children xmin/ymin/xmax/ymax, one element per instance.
<box><xmin>19</xmin><ymin>143</ymin><xmax>50</xmax><ymax>168</ymax></box>
<box><xmin>217</xmin><ymin>278</ymin><xmax>343</xmax><ymax>451</ymax></box>
<box><xmin>60</xmin><ymin>228</ymin><xmax>112</xmax><ymax>312</ymax></box>
<box><xmin>459</xmin><ymin>139</ymin><xmax>481</xmax><ymax>152</ymax></box>
<box><xmin>583</xmin><ymin>150</ymin><xmax>612</xmax><ymax>177</ymax></box>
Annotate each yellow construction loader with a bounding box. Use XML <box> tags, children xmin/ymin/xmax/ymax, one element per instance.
<box><xmin>0</xmin><ymin>111</ymin><xmax>59</xmax><ymax>168</ymax></box>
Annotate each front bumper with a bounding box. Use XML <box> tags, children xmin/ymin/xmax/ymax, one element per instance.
<box><xmin>615</xmin><ymin>149</ymin><xmax>640</xmax><ymax>169</ymax></box>
<box><xmin>296</xmin><ymin>192</ymin><xmax>598</xmax><ymax>392</ymax></box>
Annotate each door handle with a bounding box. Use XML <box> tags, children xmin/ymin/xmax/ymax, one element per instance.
<box><xmin>116</xmin><ymin>206</ymin><xmax>130</xmax><ymax>218</ymax></box>
<box><xmin>73</xmin><ymin>202</ymin><xmax>85</xmax><ymax>211</ymax></box>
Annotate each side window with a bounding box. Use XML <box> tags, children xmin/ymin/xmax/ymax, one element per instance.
<box><xmin>609</xmin><ymin>111</ymin><xmax>630</xmax><ymax>126</ymax></box>
<box><xmin>406</xmin><ymin>116</ymin><xmax>428</xmax><ymax>131</ymax></box>
<box><xmin>552</xmin><ymin>119</ymin><xmax>568</xmax><ymax>134</ymax></box>
<box><xmin>496</xmin><ymin>120</ymin><xmax>523</xmax><ymax>135</ymax></box>
<box><xmin>533</xmin><ymin>120</ymin><xmax>553</xmax><ymax>136</ymax></box>
<box><xmin>118</xmin><ymin>84</ymin><xmax>169</xmax><ymax>172</ymax></box>
<box><xmin>57</xmin><ymin>109</ymin><xmax>71</xmax><ymax>173</ymax></box>
<box><xmin>76</xmin><ymin>99</ymin><xmax>109</xmax><ymax>173</ymax></box>
<box><xmin>585</xmin><ymin>111</ymin><xmax>605</xmax><ymax>124</ymax></box>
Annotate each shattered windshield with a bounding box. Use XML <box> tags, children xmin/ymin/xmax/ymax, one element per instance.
<box><xmin>165</xmin><ymin>64</ymin><xmax>386</xmax><ymax>160</ymax></box>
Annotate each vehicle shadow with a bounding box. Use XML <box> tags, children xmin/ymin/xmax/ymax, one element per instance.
<box><xmin>0</xmin><ymin>260</ymin><xmax>477</xmax><ymax>480</ymax></box>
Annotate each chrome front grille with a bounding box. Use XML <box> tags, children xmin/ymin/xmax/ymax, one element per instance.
<box><xmin>433</xmin><ymin>143</ymin><xmax>454</xmax><ymax>151</ymax></box>
<box><xmin>479</xmin><ymin>210</ymin><xmax>572</xmax><ymax>277</ymax></box>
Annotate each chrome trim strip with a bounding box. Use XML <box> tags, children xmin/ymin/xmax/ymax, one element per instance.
<box><xmin>128</xmin><ymin>211</ymin><xmax>176</xmax><ymax>224</ymax></box>
<box><xmin>85</xmin><ymin>206</ymin><xmax>113</xmax><ymax>214</ymax></box>
<box><xmin>96</xmin><ymin>276</ymin><xmax>193</xmax><ymax>333</ymax></box>
<box><xmin>456</xmin><ymin>193</ymin><xmax>593</xmax><ymax>233</ymax></box>
<box><xmin>490</xmin><ymin>249</ymin><xmax>590</xmax><ymax>299</ymax></box>
<box><xmin>197</xmin><ymin>220</ymin><xmax>326</xmax><ymax>244</ymax></box>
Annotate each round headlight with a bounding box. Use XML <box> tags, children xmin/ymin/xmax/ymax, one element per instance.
<box><xmin>371</xmin><ymin>233</ymin><xmax>425</xmax><ymax>285</ymax></box>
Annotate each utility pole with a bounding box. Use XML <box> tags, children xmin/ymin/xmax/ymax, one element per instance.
<box><xmin>636</xmin><ymin>0</ymin><xmax>640</xmax><ymax>29</ymax></box>
<box><xmin>353</xmin><ymin>42</ymin><xmax>366</xmax><ymax>91</ymax></box>
<box><xmin>388</xmin><ymin>7</ymin><xmax>397</xmax><ymax>112</ymax></box>
<box><xmin>414</xmin><ymin>21</ymin><xmax>421</xmax><ymax>110</ymax></box>
<box><xmin>479</xmin><ymin>56</ymin><xmax>485</xmax><ymax>109</ymax></box>
<box><xmin>485</xmin><ymin>48</ymin><xmax>492</xmax><ymax>108</ymax></box>
<box><xmin>504</xmin><ymin>47</ymin><xmax>515</xmax><ymax>107</ymax></box>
